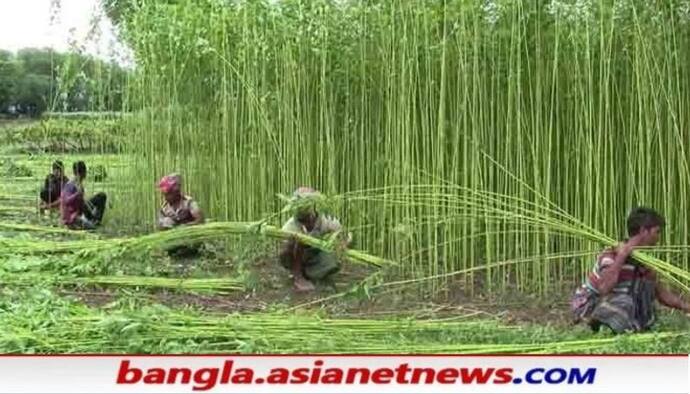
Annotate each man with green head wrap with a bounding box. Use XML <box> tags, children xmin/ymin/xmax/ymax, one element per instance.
<box><xmin>279</xmin><ymin>187</ymin><xmax>352</xmax><ymax>292</ymax></box>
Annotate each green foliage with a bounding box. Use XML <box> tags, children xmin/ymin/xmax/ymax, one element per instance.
<box><xmin>91</xmin><ymin>164</ymin><xmax>108</xmax><ymax>182</ymax></box>
<box><xmin>1</xmin><ymin>118</ymin><xmax>126</xmax><ymax>153</ymax></box>
<box><xmin>277</xmin><ymin>190</ymin><xmax>338</xmax><ymax>218</ymax></box>
<box><xmin>14</xmin><ymin>74</ymin><xmax>52</xmax><ymax>115</ymax></box>
<box><xmin>0</xmin><ymin>158</ymin><xmax>32</xmax><ymax>177</ymax></box>
<box><xmin>0</xmin><ymin>48</ymin><xmax>127</xmax><ymax>117</ymax></box>
<box><xmin>0</xmin><ymin>50</ymin><xmax>18</xmax><ymax>110</ymax></box>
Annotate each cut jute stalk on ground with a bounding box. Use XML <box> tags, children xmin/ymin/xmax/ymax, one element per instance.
<box><xmin>0</xmin><ymin>221</ymin><xmax>396</xmax><ymax>268</ymax></box>
<box><xmin>0</xmin><ymin>222</ymin><xmax>97</xmax><ymax>238</ymax></box>
<box><xmin>0</xmin><ymin>271</ymin><xmax>245</xmax><ymax>294</ymax></box>
<box><xmin>3</xmin><ymin>290</ymin><xmax>687</xmax><ymax>354</ymax></box>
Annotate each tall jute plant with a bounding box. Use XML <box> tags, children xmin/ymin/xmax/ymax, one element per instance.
<box><xmin>108</xmin><ymin>0</ymin><xmax>690</xmax><ymax>295</ymax></box>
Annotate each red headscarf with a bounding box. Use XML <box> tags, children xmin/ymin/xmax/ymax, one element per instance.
<box><xmin>158</xmin><ymin>173</ymin><xmax>181</xmax><ymax>194</ymax></box>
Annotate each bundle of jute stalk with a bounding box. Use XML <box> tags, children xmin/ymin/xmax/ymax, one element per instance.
<box><xmin>339</xmin><ymin>184</ymin><xmax>690</xmax><ymax>292</ymax></box>
<box><xmin>0</xmin><ymin>236</ymin><xmax>122</xmax><ymax>255</ymax></box>
<box><xmin>0</xmin><ymin>222</ymin><xmax>97</xmax><ymax>238</ymax></box>
<box><xmin>121</xmin><ymin>222</ymin><xmax>394</xmax><ymax>267</ymax></box>
<box><xmin>0</xmin><ymin>221</ymin><xmax>395</xmax><ymax>268</ymax></box>
<box><xmin>75</xmin><ymin>276</ymin><xmax>244</xmax><ymax>293</ymax></box>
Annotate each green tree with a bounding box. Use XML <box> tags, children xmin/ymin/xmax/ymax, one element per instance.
<box><xmin>0</xmin><ymin>50</ymin><xmax>18</xmax><ymax>111</ymax></box>
<box><xmin>0</xmin><ymin>47</ymin><xmax>127</xmax><ymax>116</ymax></box>
<box><xmin>15</xmin><ymin>73</ymin><xmax>52</xmax><ymax>115</ymax></box>
<box><xmin>17</xmin><ymin>48</ymin><xmax>63</xmax><ymax>76</ymax></box>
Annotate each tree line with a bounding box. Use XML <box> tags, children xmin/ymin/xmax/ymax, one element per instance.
<box><xmin>0</xmin><ymin>48</ymin><xmax>127</xmax><ymax>117</ymax></box>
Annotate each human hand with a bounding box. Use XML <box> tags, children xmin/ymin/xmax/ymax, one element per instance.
<box><xmin>617</xmin><ymin>232</ymin><xmax>646</xmax><ymax>254</ymax></box>
<box><xmin>159</xmin><ymin>217</ymin><xmax>175</xmax><ymax>229</ymax></box>
<box><xmin>630</xmin><ymin>231</ymin><xmax>647</xmax><ymax>246</ymax></box>
<box><xmin>68</xmin><ymin>212</ymin><xmax>80</xmax><ymax>223</ymax></box>
<box><xmin>174</xmin><ymin>209</ymin><xmax>193</xmax><ymax>223</ymax></box>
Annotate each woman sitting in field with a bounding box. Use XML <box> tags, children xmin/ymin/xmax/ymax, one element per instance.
<box><xmin>60</xmin><ymin>161</ymin><xmax>107</xmax><ymax>230</ymax></box>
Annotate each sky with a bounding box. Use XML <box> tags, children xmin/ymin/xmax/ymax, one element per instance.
<box><xmin>0</xmin><ymin>0</ymin><xmax>133</xmax><ymax>66</ymax></box>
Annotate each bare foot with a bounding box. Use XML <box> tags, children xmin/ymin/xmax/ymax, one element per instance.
<box><xmin>293</xmin><ymin>277</ymin><xmax>315</xmax><ymax>292</ymax></box>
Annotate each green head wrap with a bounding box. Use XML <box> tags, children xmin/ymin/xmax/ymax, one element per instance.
<box><xmin>280</xmin><ymin>187</ymin><xmax>329</xmax><ymax>217</ymax></box>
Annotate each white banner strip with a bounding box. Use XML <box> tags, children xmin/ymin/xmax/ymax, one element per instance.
<box><xmin>0</xmin><ymin>355</ymin><xmax>686</xmax><ymax>394</ymax></box>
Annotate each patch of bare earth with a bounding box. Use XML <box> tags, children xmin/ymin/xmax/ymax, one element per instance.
<box><xmin>61</xmin><ymin>250</ymin><xmax>577</xmax><ymax>328</ymax></box>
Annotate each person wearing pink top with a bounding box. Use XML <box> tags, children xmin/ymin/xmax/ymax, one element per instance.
<box><xmin>60</xmin><ymin>161</ymin><xmax>107</xmax><ymax>230</ymax></box>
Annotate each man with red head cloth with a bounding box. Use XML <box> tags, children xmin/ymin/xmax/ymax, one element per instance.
<box><xmin>157</xmin><ymin>173</ymin><xmax>205</xmax><ymax>257</ymax></box>
<box><xmin>157</xmin><ymin>173</ymin><xmax>204</xmax><ymax>229</ymax></box>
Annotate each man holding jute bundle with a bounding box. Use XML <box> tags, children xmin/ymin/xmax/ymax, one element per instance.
<box><xmin>571</xmin><ymin>207</ymin><xmax>690</xmax><ymax>333</ymax></box>
<box><xmin>279</xmin><ymin>187</ymin><xmax>352</xmax><ymax>292</ymax></box>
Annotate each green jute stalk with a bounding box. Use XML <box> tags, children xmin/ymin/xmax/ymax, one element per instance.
<box><xmin>0</xmin><ymin>272</ymin><xmax>245</xmax><ymax>294</ymax></box>
<box><xmin>0</xmin><ymin>222</ymin><xmax>97</xmax><ymax>238</ymax></box>
<box><xmin>0</xmin><ymin>221</ymin><xmax>396</xmax><ymax>268</ymax></box>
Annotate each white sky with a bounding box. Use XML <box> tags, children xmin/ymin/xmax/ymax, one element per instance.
<box><xmin>0</xmin><ymin>0</ymin><xmax>133</xmax><ymax>67</ymax></box>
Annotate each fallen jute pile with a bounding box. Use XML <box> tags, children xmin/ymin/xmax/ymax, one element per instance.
<box><xmin>0</xmin><ymin>221</ymin><xmax>394</xmax><ymax>268</ymax></box>
<box><xmin>0</xmin><ymin>221</ymin><xmax>391</xmax><ymax>295</ymax></box>
<box><xmin>1</xmin><ymin>288</ymin><xmax>686</xmax><ymax>354</ymax></box>
<box><xmin>337</xmin><ymin>185</ymin><xmax>690</xmax><ymax>292</ymax></box>
<box><xmin>0</xmin><ymin>270</ymin><xmax>245</xmax><ymax>294</ymax></box>
<box><xmin>2</xmin><ymin>211</ymin><xmax>689</xmax><ymax>293</ymax></box>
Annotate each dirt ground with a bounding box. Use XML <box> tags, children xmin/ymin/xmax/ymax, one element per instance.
<box><xmin>61</xmin><ymin>245</ymin><xmax>575</xmax><ymax>328</ymax></box>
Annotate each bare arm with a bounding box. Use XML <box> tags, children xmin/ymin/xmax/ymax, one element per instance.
<box><xmin>45</xmin><ymin>199</ymin><xmax>61</xmax><ymax>209</ymax></box>
<box><xmin>656</xmin><ymin>282</ymin><xmax>690</xmax><ymax>313</ymax></box>
<box><xmin>595</xmin><ymin>244</ymin><xmax>635</xmax><ymax>295</ymax></box>
<box><xmin>288</xmin><ymin>238</ymin><xmax>306</xmax><ymax>279</ymax></box>
<box><xmin>157</xmin><ymin>209</ymin><xmax>172</xmax><ymax>230</ymax></box>
<box><xmin>188</xmin><ymin>205</ymin><xmax>204</xmax><ymax>225</ymax></box>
